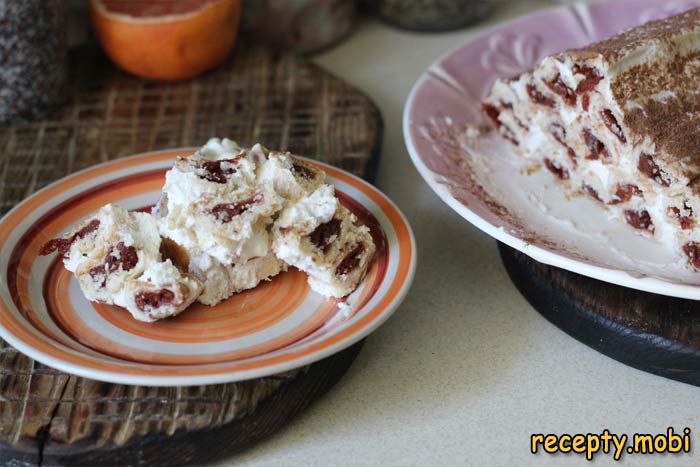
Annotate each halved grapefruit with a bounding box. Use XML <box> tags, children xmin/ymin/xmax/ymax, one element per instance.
<box><xmin>90</xmin><ymin>0</ymin><xmax>241</xmax><ymax>81</ymax></box>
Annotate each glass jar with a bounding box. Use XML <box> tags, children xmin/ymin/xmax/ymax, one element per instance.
<box><xmin>369</xmin><ymin>0</ymin><xmax>496</xmax><ymax>32</ymax></box>
<box><xmin>243</xmin><ymin>0</ymin><xmax>357</xmax><ymax>54</ymax></box>
<box><xmin>0</xmin><ymin>0</ymin><xmax>67</xmax><ymax>123</ymax></box>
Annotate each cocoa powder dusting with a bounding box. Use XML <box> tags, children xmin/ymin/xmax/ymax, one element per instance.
<box><xmin>559</xmin><ymin>10</ymin><xmax>700</xmax><ymax>177</ymax></box>
<box><xmin>625</xmin><ymin>96</ymin><xmax>700</xmax><ymax>177</ymax></box>
<box><xmin>566</xmin><ymin>10</ymin><xmax>700</xmax><ymax>63</ymax></box>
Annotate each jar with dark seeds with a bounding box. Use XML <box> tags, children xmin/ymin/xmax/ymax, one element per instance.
<box><xmin>0</xmin><ymin>0</ymin><xmax>67</xmax><ymax>124</ymax></box>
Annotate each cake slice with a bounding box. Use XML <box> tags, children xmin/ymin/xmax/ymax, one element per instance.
<box><xmin>159</xmin><ymin>237</ymin><xmax>286</xmax><ymax>306</ymax></box>
<box><xmin>38</xmin><ymin>138</ymin><xmax>378</xmax><ymax>319</ymax></box>
<box><xmin>39</xmin><ymin>204</ymin><xmax>202</xmax><ymax>322</ymax></box>
<box><xmin>272</xmin><ymin>184</ymin><xmax>376</xmax><ymax>297</ymax></box>
<box><xmin>155</xmin><ymin>138</ymin><xmax>287</xmax><ymax>305</ymax></box>
<box><xmin>257</xmin><ymin>147</ymin><xmax>376</xmax><ymax>297</ymax></box>
<box><xmin>157</xmin><ymin>138</ymin><xmax>375</xmax><ymax>302</ymax></box>
<box><xmin>156</xmin><ymin>138</ymin><xmax>282</xmax><ymax>266</ymax></box>
<box><xmin>483</xmin><ymin>8</ymin><xmax>700</xmax><ymax>269</ymax></box>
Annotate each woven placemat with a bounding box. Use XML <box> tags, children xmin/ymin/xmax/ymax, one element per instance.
<box><xmin>0</xmin><ymin>43</ymin><xmax>382</xmax><ymax>466</ymax></box>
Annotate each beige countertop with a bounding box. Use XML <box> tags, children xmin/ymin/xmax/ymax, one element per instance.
<box><xmin>212</xmin><ymin>2</ymin><xmax>700</xmax><ymax>465</ymax></box>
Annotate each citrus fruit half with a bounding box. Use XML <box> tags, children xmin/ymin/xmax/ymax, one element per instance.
<box><xmin>90</xmin><ymin>0</ymin><xmax>241</xmax><ymax>81</ymax></box>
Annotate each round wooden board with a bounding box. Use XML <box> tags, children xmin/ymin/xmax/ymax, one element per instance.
<box><xmin>0</xmin><ymin>342</ymin><xmax>364</xmax><ymax>467</ymax></box>
<box><xmin>499</xmin><ymin>243</ymin><xmax>700</xmax><ymax>388</ymax></box>
<box><xmin>0</xmin><ymin>42</ymin><xmax>382</xmax><ymax>466</ymax></box>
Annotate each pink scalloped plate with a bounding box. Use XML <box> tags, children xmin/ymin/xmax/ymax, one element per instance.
<box><xmin>404</xmin><ymin>0</ymin><xmax>700</xmax><ymax>300</ymax></box>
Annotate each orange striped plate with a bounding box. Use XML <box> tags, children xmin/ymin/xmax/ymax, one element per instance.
<box><xmin>0</xmin><ymin>149</ymin><xmax>415</xmax><ymax>386</ymax></box>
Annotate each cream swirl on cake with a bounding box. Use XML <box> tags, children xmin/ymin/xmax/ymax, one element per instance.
<box><xmin>156</xmin><ymin>138</ymin><xmax>282</xmax><ymax>265</ymax></box>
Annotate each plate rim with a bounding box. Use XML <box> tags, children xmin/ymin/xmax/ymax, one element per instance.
<box><xmin>0</xmin><ymin>148</ymin><xmax>417</xmax><ymax>386</ymax></box>
<box><xmin>403</xmin><ymin>0</ymin><xmax>700</xmax><ymax>301</ymax></box>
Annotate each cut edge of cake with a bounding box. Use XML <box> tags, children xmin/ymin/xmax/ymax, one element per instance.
<box><xmin>482</xmin><ymin>8</ymin><xmax>700</xmax><ymax>269</ymax></box>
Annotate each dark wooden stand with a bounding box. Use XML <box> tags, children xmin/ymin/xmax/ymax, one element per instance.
<box><xmin>0</xmin><ymin>42</ymin><xmax>382</xmax><ymax>466</ymax></box>
<box><xmin>499</xmin><ymin>243</ymin><xmax>700</xmax><ymax>387</ymax></box>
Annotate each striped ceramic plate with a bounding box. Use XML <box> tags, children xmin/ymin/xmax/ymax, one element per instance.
<box><xmin>0</xmin><ymin>149</ymin><xmax>415</xmax><ymax>386</ymax></box>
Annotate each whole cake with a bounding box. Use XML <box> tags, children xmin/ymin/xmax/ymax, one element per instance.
<box><xmin>482</xmin><ymin>9</ymin><xmax>700</xmax><ymax>269</ymax></box>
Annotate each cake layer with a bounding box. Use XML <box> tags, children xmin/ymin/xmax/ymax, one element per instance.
<box><xmin>483</xmin><ymin>9</ymin><xmax>700</xmax><ymax>269</ymax></box>
<box><xmin>159</xmin><ymin>237</ymin><xmax>286</xmax><ymax>306</ymax></box>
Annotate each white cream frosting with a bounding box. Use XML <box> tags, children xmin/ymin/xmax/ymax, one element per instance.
<box><xmin>158</xmin><ymin>138</ymin><xmax>284</xmax><ymax>265</ymax></box>
<box><xmin>275</xmin><ymin>184</ymin><xmax>338</xmax><ymax>233</ymax></box>
<box><xmin>257</xmin><ymin>151</ymin><xmax>325</xmax><ymax>201</ymax></box>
